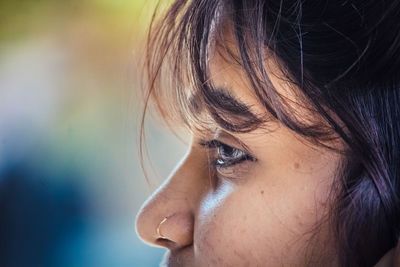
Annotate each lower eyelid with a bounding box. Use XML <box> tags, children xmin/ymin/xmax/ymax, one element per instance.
<box><xmin>215</xmin><ymin>157</ymin><xmax>248</xmax><ymax>168</ymax></box>
<box><xmin>216</xmin><ymin>156</ymin><xmax>253</xmax><ymax>172</ymax></box>
<box><xmin>216</xmin><ymin>163</ymin><xmax>252</xmax><ymax>181</ymax></box>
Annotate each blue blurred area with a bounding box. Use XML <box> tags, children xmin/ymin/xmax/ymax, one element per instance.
<box><xmin>0</xmin><ymin>129</ymin><xmax>166</xmax><ymax>267</ymax></box>
<box><xmin>0</xmin><ymin>158</ymin><xmax>87</xmax><ymax>267</ymax></box>
<box><xmin>0</xmin><ymin>1</ymin><xmax>186</xmax><ymax>266</ymax></box>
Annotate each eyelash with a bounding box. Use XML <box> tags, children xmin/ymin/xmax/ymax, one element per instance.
<box><xmin>199</xmin><ymin>139</ymin><xmax>255</xmax><ymax>169</ymax></box>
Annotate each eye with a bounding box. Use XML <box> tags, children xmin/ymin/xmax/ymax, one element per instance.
<box><xmin>199</xmin><ymin>139</ymin><xmax>255</xmax><ymax>169</ymax></box>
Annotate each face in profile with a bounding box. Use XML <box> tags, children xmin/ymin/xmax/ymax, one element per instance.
<box><xmin>135</xmin><ymin>43</ymin><xmax>343</xmax><ymax>266</ymax></box>
<box><xmin>135</xmin><ymin>0</ymin><xmax>400</xmax><ymax>264</ymax></box>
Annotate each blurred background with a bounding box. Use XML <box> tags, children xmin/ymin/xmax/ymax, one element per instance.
<box><xmin>0</xmin><ymin>1</ymin><xmax>187</xmax><ymax>266</ymax></box>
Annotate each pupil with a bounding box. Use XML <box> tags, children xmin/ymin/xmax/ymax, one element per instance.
<box><xmin>220</xmin><ymin>145</ymin><xmax>235</xmax><ymax>158</ymax></box>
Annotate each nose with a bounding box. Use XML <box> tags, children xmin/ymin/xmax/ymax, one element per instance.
<box><xmin>135</xmin><ymin>147</ymin><xmax>207</xmax><ymax>250</ymax></box>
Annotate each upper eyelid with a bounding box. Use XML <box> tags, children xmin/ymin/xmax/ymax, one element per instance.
<box><xmin>214</xmin><ymin>130</ymin><xmax>255</xmax><ymax>155</ymax></box>
<box><xmin>198</xmin><ymin>139</ymin><xmax>239</xmax><ymax>151</ymax></box>
<box><xmin>194</xmin><ymin>128</ymin><xmax>254</xmax><ymax>153</ymax></box>
<box><xmin>198</xmin><ymin>139</ymin><xmax>256</xmax><ymax>162</ymax></box>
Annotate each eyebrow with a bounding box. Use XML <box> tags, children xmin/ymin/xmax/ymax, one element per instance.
<box><xmin>189</xmin><ymin>87</ymin><xmax>256</xmax><ymax>117</ymax></box>
<box><xmin>189</xmin><ymin>86</ymin><xmax>274</xmax><ymax>133</ymax></box>
<box><xmin>212</xmin><ymin>88</ymin><xmax>253</xmax><ymax>113</ymax></box>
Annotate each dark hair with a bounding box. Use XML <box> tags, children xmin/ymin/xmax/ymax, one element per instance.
<box><xmin>142</xmin><ymin>0</ymin><xmax>400</xmax><ymax>266</ymax></box>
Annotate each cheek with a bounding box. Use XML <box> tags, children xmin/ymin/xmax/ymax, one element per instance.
<box><xmin>193</xmin><ymin>173</ymin><xmax>333</xmax><ymax>266</ymax></box>
<box><xmin>194</xmin><ymin>182</ymin><xmax>259</xmax><ymax>266</ymax></box>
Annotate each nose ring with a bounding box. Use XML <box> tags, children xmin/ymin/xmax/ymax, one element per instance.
<box><xmin>156</xmin><ymin>217</ymin><xmax>168</xmax><ymax>239</ymax></box>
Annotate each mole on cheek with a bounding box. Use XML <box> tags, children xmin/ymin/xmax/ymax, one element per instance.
<box><xmin>260</xmin><ymin>190</ymin><xmax>264</xmax><ymax>195</ymax></box>
<box><xmin>294</xmin><ymin>162</ymin><xmax>300</xmax><ymax>169</ymax></box>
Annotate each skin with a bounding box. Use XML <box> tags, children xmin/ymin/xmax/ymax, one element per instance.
<box><xmin>375</xmin><ymin>245</ymin><xmax>400</xmax><ymax>267</ymax></box>
<box><xmin>135</xmin><ymin>45</ymin><xmax>345</xmax><ymax>266</ymax></box>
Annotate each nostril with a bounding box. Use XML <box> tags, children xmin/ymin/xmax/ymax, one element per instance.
<box><xmin>155</xmin><ymin>238</ymin><xmax>175</xmax><ymax>248</ymax></box>
<box><xmin>154</xmin><ymin>212</ymin><xmax>194</xmax><ymax>249</ymax></box>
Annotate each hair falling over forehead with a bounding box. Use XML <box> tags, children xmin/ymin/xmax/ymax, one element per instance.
<box><xmin>142</xmin><ymin>0</ymin><xmax>400</xmax><ymax>266</ymax></box>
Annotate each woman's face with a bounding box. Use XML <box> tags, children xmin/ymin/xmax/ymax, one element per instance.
<box><xmin>136</xmin><ymin>47</ymin><xmax>342</xmax><ymax>266</ymax></box>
